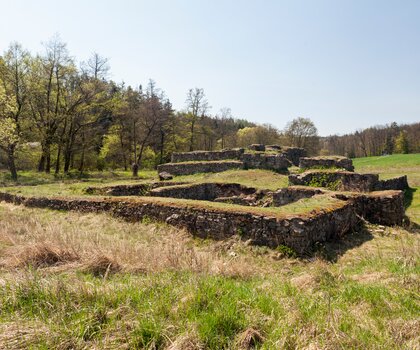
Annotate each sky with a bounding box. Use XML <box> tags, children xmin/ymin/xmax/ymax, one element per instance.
<box><xmin>1</xmin><ymin>0</ymin><xmax>419</xmax><ymax>136</ymax></box>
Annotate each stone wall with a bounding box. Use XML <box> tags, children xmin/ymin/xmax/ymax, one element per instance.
<box><xmin>84</xmin><ymin>182</ymin><xmax>188</xmax><ymax>196</ymax></box>
<box><xmin>374</xmin><ymin>175</ymin><xmax>409</xmax><ymax>191</ymax></box>
<box><xmin>157</xmin><ymin>161</ymin><xmax>244</xmax><ymax>176</ymax></box>
<box><xmin>0</xmin><ymin>191</ymin><xmax>359</xmax><ymax>255</ymax></box>
<box><xmin>299</xmin><ymin>156</ymin><xmax>354</xmax><ymax>172</ymax></box>
<box><xmin>334</xmin><ymin>191</ymin><xmax>405</xmax><ymax>226</ymax></box>
<box><xmin>171</xmin><ymin>149</ymin><xmax>244</xmax><ymax>163</ymax></box>
<box><xmin>85</xmin><ymin>184</ymin><xmax>151</xmax><ymax>196</ymax></box>
<box><xmin>0</xmin><ymin>189</ymin><xmax>405</xmax><ymax>254</ymax></box>
<box><xmin>289</xmin><ymin>171</ymin><xmax>379</xmax><ymax>192</ymax></box>
<box><xmin>248</xmin><ymin>144</ymin><xmax>265</xmax><ymax>151</ymax></box>
<box><xmin>273</xmin><ymin>186</ymin><xmax>324</xmax><ymax>206</ymax></box>
<box><xmin>241</xmin><ymin>153</ymin><xmax>291</xmax><ymax>172</ymax></box>
<box><xmin>149</xmin><ymin>182</ymin><xmax>260</xmax><ymax>201</ymax></box>
<box><xmin>280</xmin><ymin>147</ymin><xmax>306</xmax><ymax>166</ymax></box>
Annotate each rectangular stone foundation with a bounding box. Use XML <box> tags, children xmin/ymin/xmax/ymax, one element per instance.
<box><xmin>0</xmin><ymin>188</ymin><xmax>405</xmax><ymax>255</ymax></box>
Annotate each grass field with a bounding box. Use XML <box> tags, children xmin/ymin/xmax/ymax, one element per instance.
<box><xmin>0</xmin><ymin>154</ymin><xmax>419</xmax><ymax>349</ymax></box>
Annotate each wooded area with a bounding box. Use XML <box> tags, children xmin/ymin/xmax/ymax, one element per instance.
<box><xmin>0</xmin><ymin>38</ymin><xmax>419</xmax><ymax>180</ymax></box>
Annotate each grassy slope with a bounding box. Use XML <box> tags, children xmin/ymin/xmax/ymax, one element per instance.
<box><xmin>0</xmin><ymin>155</ymin><xmax>419</xmax><ymax>349</ymax></box>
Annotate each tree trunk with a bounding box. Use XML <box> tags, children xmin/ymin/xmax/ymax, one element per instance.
<box><xmin>7</xmin><ymin>146</ymin><xmax>18</xmax><ymax>181</ymax></box>
<box><xmin>55</xmin><ymin>144</ymin><xmax>62</xmax><ymax>174</ymax></box>
<box><xmin>38</xmin><ymin>154</ymin><xmax>45</xmax><ymax>172</ymax></box>
<box><xmin>45</xmin><ymin>144</ymin><xmax>51</xmax><ymax>174</ymax></box>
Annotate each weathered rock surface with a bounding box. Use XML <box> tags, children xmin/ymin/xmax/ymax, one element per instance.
<box><xmin>248</xmin><ymin>144</ymin><xmax>266</xmax><ymax>151</ymax></box>
<box><xmin>159</xmin><ymin>171</ymin><xmax>173</xmax><ymax>181</ymax></box>
<box><xmin>299</xmin><ymin>156</ymin><xmax>354</xmax><ymax>171</ymax></box>
<box><xmin>334</xmin><ymin>190</ymin><xmax>405</xmax><ymax>226</ymax></box>
<box><xmin>171</xmin><ymin>149</ymin><xmax>244</xmax><ymax>163</ymax></box>
<box><xmin>273</xmin><ymin>186</ymin><xmax>325</xmax><ymax>206</ymax></box>
<box><xmin>374</xmin><ymin>175</ymin><xmax>409</xmax><ymax>191</ymax></box>
<box><xmin>280</xmin><ymin>147</ymin><xmax>306</xmax><ymax>166</ymax></box>
<box><xmin>241</xmin><ymin>153</ymin><xmax>291</xmax><ymax>172</ymax></box>
<box><xmin>289</xmin><ymin>171</ymin><xmax>379</xmax><ymax>192</ymax></box>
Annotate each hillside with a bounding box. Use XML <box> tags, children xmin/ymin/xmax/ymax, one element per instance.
<box><xmin>0</xmin><ymin>155</ymin><xmax>418</xmax><ymax>349</ymax></box>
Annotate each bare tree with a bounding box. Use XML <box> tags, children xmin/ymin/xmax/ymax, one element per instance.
<box><xmin>82</xmin><ymin>52</ymin><xmax>110</xmax><ymax>80</ymax></box>
<box><xmin>185</xmin><ymin>88</ymin><xmax>209</xmax><ymax>151</ymax></box>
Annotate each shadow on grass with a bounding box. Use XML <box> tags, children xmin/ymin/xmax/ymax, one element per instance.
<box><xmin>309</xmin><ymin>224</ymin><xmax>374</xmax><ymax>263</ymax></box>
<box><xmin>404</xmin><ymin>187</ymin><xmax>416</xmax><ymax>209</ymax></box>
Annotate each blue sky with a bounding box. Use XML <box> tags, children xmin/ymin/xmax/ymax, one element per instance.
<box><xmin>1</xmin><ymin>0</ymin><xmax>419</xmax><ymax>135</ymax></box>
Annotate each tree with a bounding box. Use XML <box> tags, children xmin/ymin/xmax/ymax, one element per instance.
<box><xmin>81</xmin><ymin>52</ymin><xmax>110</xmax><ymax>80</ymax></box>
<box><xmin>0</xmin><ymin>43</ymin><xmax>30</xmax><ymax>180</ymax></box>
<box><xmin>394</xmin><ymin>130</ymin><xmax>409</xmax><ymax>154</ymax></box>
<box><xmin>27</xmin><ymin>36</ymin><xmax>74</xmax><ymax>173</ymax></box>
<box><xmin>284</xmin><ymin>117</ymin><xmax>319</xmax><ymax>154</ymax></box>
<box><xmin>185</xmin><ymin>88</ymin><xmax>209</xmax><ymax>151</ymax></box>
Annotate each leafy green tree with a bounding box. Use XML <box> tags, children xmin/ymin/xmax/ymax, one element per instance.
<box><xmin>394</xmin><ymin>130</ymin><xmax>409</xmax><ymax>154</ymax></box>
<box><xmin>284</xmin><ymin>117</ymin><xmax>319</xmax><ymax>155</ymax></box>
<box><xmin>0</xmin><ymin>43</ymin><xmax>30</xmax><ymax>180</ymax></box>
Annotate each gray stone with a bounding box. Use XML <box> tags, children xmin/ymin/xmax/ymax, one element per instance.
<box><xmin>159</xmin><ymin>171</ymin><xmax>173</xmax><ymax>181</ymax></box>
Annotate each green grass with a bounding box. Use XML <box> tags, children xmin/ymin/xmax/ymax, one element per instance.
<box><xmin>0</xmin><ymin>169</ymin><xmax>157</xmax><ymax>187</ymax></box>
<box><xmin>0</xmin><ymin>202</ymin><xmax>418</xmax><ymax>349</ymax></box>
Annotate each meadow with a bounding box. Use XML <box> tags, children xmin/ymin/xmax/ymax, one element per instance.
<box><xmin>0</xmin><ymin>154</ymin><xmax>419</xmax><ymax>349</ymax></box>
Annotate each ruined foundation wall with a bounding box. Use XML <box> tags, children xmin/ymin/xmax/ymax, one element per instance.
<box><xmin>374</xmin><ymin>175</ymin><xmax>409</xmax><ymax>191</ymax></box>
<box><xmin>281</xmin><ymin>147</ymin><xmax>306</xmax><ymax>166</ymax></box>
<box><xmin>299</xmin><ymin>156</ymin><xmax>354</xmax><ymax>172</ymax></box>
<box><xmin>0</xmin><ymin>191</ymin><xmax>361</xmax><ymax>255</ymax></box>
<box><xmin>149</xmin><ymin>183</ymin><xmax>259</xmax><ymax>201</ymax></box>
<box><xmin>171</xmin><ymin>149</ymin><xmax>244</xmax><ymax>163</ymax></box>
<box><xmin>273</xmin><ymin>187</ymin><xmax>325</xmax><ymax>206</ymax></box>
<box><xmin>157</xmin><ymin>161</ymin><xmax>244</xmax><ymax>176</ymax></box>
<box><xmin>334</xmin><ymin>191</ymin><xmax>405</xmax><ymax>226</ymax></box>
<box><xmin>289</xmin><ymin>171</ymin><xmax>379</xmax><ymax>192</ymax></box>
<box><xmin>241</xmin><ymin>153</ymin><xmax>291</xmax><ymax>172</ymax></box>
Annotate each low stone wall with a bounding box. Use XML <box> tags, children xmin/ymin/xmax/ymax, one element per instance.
<box><xmin>299</xmin><ymin>156</ymin><xmax>354</xmax><ymax>172</ymax></box>
<box><xmin>248</xmin><ymin>144</ymin><xmax>265</xmax><ymax>151</ymax></box>
<box><xmin>85</xmin><ymin>184</ymin><xmax>151</xmax><ymax>196</ymax></box>
<box><xmin>280</xmin><ymin>147</ymin><xmax>306</xmax><ymax>166</ymax></box>
<box><xmin>0</xmin><ymin>191</ymin><xmax>359</xmax><ymax>255</ymax></box>
<box><xmin>273</xmin><ymin>186</ymin><xmax>325</xmax><ymax>206</ymax></box>
<box><xmin>0</xmin><ymin>188</ymin><xmax>406</xmax><ymax>254</ymax></box>
<box><xmin>334</xmin><ymin>191</ymin><xmax>405</xmax><ymax>226</ymax></box>
<box><xmin>289</xmin><ymin>171</ymin><xmax>379</xmax><ymax>192</ymax></box>
<box><xmin>84</xmin><ymin>182</ymin><xmax>188</xmax><ymax>196</ymax></box>
<box><xmin>149</xmin><ymin>182</ymin><xmax>260</xmax><ymax>201</ymax></box>
<box><xmin>171</xmin><ymin>149</ymin><xmax>244</xmax><ymax>163</ymax></box>
<box><xmin>374</xmin><ymin>175</ymin><xmax>409</xmax><ymax>191</ymax></box>
<box><xmin>241</xmin><ymin>153</ymin><xmax>291</xmax><ymax>172</ymax></box>
<box><xmin>157</xmin><ymin>161</ymin><xmax>244</xmax><ymax>176</ymax></box>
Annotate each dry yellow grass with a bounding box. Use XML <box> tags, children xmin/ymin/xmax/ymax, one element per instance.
<box><xmin>0</xmin><ymin>201</ymin><xmax>418</xmax><ymax>349</ymax></box>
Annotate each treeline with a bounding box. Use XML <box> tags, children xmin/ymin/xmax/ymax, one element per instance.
<box><xmin>321</xmin><ymin>122</ymin><xmax>420</xmax><ymax>158</ymax></box>
<box><xmin>2</xmin><ymin>37</ymin><xmax>417</xmax><ymax>181</ymax></box>
<box><xmin>0</xmin><ymin>38</ymin><xmax>322</xmax><ymax>180</ymax></box>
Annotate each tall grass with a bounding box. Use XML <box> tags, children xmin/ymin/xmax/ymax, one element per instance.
<box><xmin>0</xmin><ymin>203</ymin><xmax>418</xmax><ymax>349</ymax></box>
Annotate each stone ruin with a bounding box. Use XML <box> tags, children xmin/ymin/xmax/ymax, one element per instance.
<box><xmin>157</xmin><ymin>144</ymin><xmax>306</xmax><ymax>176</ymax></box>
<box><xmin>0</xmin><ymin>148</ymin><xmax>410</xmax><ymax>255</ymax></box>
<box><xmin>299</xmin><ymin>156</ymin><xmax>354</xmax><ymax>172</ymax></box>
